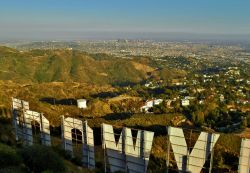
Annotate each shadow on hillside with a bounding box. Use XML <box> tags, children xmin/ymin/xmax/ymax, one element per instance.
<box><xmin>90</xmin><ymin>91</ymin><xmax>121</xmax><ymax>99</ymax></box>
<box><xmin>39</xmin><ymin>97</ymin><xmax>77</xmax><ymax>106</ymax></box>
<box><xmin>126</xmin><ymin>124</ymin><xmax>167</xmax><ymax>136</ymax></box>
<box><xmin>103</xmin><ymin>113</ymin><xmax>132</xmax><ymax>121</ymax></box>
<box><xmin>111</xmin><ymin>81</ymin><xmax>137</xmax><ymax>87</ymax></box>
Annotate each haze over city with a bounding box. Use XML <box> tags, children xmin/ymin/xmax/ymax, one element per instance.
<box><xmin>1</xmin><ymin>0</ymin><xmax>250</xmax><ymax>41</ymax></box>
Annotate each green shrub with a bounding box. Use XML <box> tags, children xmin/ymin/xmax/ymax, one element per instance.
<box><xmin>19</xmin><ymin>145</ymin><xmax>65</xmax><ymax>173</ymax></box>
<box><xmin>247</xmin><ymin>114</ymin><xmax>250</xmax><ymax>127</ymax></box>
<box><xmin>71</xmin><ymin>155</ymin><xmax>82</xmax><ymax>166</ymax></box>
<box><xmin>0</xmin><ymin>143</ymin><xmax>21</xmax><ymax>168</ymax></box>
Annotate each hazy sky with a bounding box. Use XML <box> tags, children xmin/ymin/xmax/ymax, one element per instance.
<box><xmin>1</xmin><ymin>0</ymin><xmax>250</xmax><ymax>40</ymax></box>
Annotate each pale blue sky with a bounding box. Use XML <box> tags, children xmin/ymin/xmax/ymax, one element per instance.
<box><xmin>1</xmin><ymin>0</ymin><xmax>250</xmax><ymax>40</ymax></box>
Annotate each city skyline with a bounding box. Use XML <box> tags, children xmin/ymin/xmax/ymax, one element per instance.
<box><xmin>1</xmin><ymin>0</ymin><xmax>250</xmax><ymax>41</ymax></box>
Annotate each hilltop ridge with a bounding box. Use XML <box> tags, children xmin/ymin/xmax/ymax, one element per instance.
<box><xmin>0</xmin><ymin>46</ymin><xmax>185</xmax><ymax>85</ymax></box>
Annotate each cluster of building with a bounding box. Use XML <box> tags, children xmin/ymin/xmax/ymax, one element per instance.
<box><xmin>139</xmin><ymin>64</ymin><xmax>249</xmax><ymax>121</ymax></box>
<box><xmin>140</xmin><ymin>99</ymin><xmax>163</xmax><ymax>112</ymax></box>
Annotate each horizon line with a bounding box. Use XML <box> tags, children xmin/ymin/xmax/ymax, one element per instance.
<box><xmin>1</xmin><ymin>31</ymin><xmax>250</xmax><ymax>43</ymax></box>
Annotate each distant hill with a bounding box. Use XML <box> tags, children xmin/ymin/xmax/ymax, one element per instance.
<box><xmin>0</xmin><ymin>46</ymin><xmax>186</xmax><ymax>85</ymax></box>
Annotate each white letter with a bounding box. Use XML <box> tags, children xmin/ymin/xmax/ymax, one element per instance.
<box><xmin>168</xmin><ymin>126</ymin><xmax>220</xmax><ymax>173</ymax></box>
<box><xmin>238</xmin><ymin>138</ymin><xmax>250</xmax><ymax>173</ymax></box>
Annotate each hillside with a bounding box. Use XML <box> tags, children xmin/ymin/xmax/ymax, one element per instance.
<box><xmin>0</xmin><ymin>45</ymin><xmax>246</xmax><ymax>172</ymax></box>
<box><xmin>0</xmin><ymin>46</ymin><xmax>186</xmax><ymax>85</ymax></box>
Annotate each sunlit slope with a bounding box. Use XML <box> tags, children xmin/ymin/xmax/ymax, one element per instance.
<box><xmin>0</xmin><ymin>46</ymin><xmax>186</xmax><ymax>85</ymax></box>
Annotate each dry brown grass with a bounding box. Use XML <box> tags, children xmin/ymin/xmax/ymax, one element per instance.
<box><xmin>131</xmin><ymin>61</ymin><xmax>156</xmax><ymax>73</ymax></box>
<box><xmin>0</xmin><ymin>80</ymin><xmax>115</xmax><ymax>125</ymax></box>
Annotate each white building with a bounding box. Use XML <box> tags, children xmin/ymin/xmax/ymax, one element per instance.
<box><xmin>77</xmin><ymin>99</ymin><xmax>87</xmax><ymax>109</ymax></box>
<box><xmin>140</xmin><ymin>105</ymin><xmax>151</xmax><ymax>113</ymax></box>
<box><xmin>154</xmin><ymin>99</ymin><xmax>163</xmax><ymax>105</ymax></box>
<box><xmin>219</xmin><ymin>95</ymin><xmax>224</xmax><ymax>102</ymax></box>
<box><xmin>181</xmin><ymin>99</ymin><xmax>189</xmax><ymax>106</ymax></box>
<box><xmin>199</xmin><ymin>100</ymin><xmax>205</xmax><ymax>105</ymax></box>
<box><xmin>145</xmin><ymin>100</ymin><xmax>154</xmax><ymax>107</ymax></box>
<box><xmin>140</xmin><ymin>99</ymin><xmax>163</xmax><ymax>113</ymax></box>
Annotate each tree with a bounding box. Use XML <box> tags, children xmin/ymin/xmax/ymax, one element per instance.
<box><xmin>164</xmin><ymin>89</ymin><xmax>172</xmax><ymax>98</ymax></box>
<box><xmin>0</xmin><ymin>143</ymin><xmax>21</xmax><ymax>168</ymax></box>
<box><xmin>172</xmin><ymin>101</ymin><xmax>182</xmax><ymax>113</ymax></box>
<box><xmin>19</xmin><ymin>145</ymin><xmax>65</xmax><ymax>173</ymax></box>
<box><xmin>247</xmin><ymin>114</ymin><xmax>250</xmax><ymax>127</ymax></box>
<box><xmin>191</xmin><ymin>110</ymin><xmax>205</xmax><ymax>126</ymax></box>
<box><xmin>152</xmin><ymin>102</ymin><xmax>167</xmax><ymax>114</ymax></box>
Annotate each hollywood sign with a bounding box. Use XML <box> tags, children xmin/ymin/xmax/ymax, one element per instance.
<box><xmin>12</xmin><ymin>98</ymin><xmax>250</xmax><ymax>173</ymax></box>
